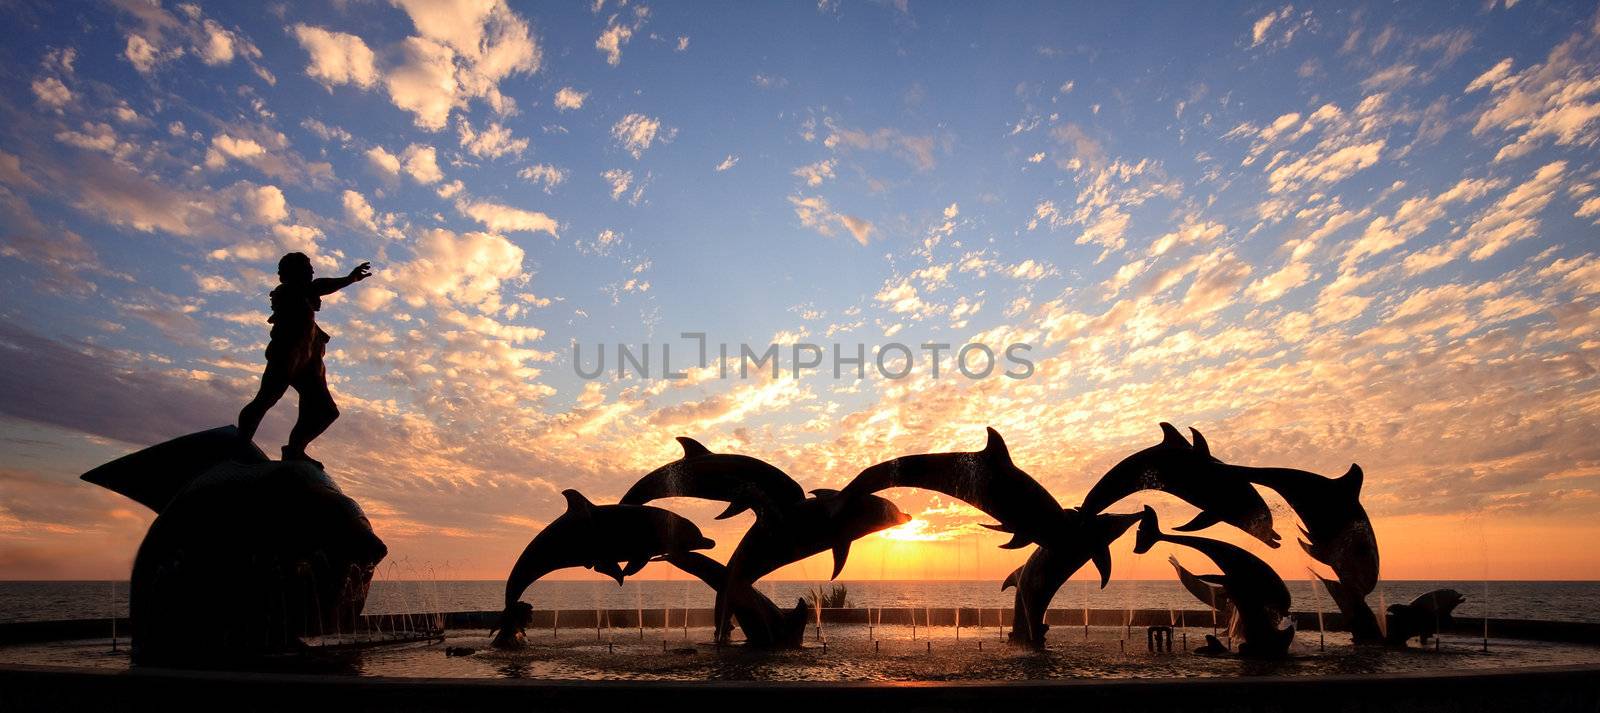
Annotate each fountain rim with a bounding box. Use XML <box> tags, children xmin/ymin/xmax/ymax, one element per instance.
<box><xmin>3</xmin><ymin>659</ymin><xmax>1600</xmax><ymax>690</ymax></box>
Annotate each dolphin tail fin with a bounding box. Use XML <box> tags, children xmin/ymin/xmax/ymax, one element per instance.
<box><xmin>830</xmin><ymin>541</ymin><xmax>851</xmax><ymax>580</ymax></box>
<box><xmin>677</xmin><ymin>436</ymin><xmax>713</xmax><ymax>458</ymax></box>
<box><xmin>980</xmin><ymin>522</ymin><xmax>1012</xmax><ymax>533</ymax></box>
<box><xmin>80</xmin><ymin>425</ymin><xmax>269</xmax><ymax>513</ymax></box>
<box><xmin>1172</xmin><ymin>509</ymin><xmax>1223</xmax><ymax>532</ymax></box>
<box><xmin>1091</xmin><ymin>546</ymin><xmax>1114</xmax><ymax>588</ymax></box>
<box><xmin>1001</xmin><ymin>566</ymin><xmax>1022</xmax><ymax>591</ymax></box>
<box><xmin>714</xmin><ymin>502</ymin><xmax>749</xmax><ymax>520</ymax></box>
<box><xmin>1133</xmin><ymin>505</ymin><xmax>1162</xmax><ymax>554</ymax></box>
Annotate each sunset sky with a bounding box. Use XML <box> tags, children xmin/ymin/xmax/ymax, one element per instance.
<box><xmin>1</xmin><ymin>0</ymin><xmax>1597</xmax><ymax>585</ymax></box>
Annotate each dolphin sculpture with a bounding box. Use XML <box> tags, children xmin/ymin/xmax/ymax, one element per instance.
<box><xmin>1174</xmin><ymin>434</ymin><xmax>1381</xmax><ymax>642</ymax></box>
<box><xmin>1386</xmin><ymin>588</ymin><xmax>1466</xmax><ymax>648</ymax></box>
<box><xmin>842</xmin><ymin>428</ymin><xmax>1069</xmax><ymax>551</ymax></box>
<box><xmin>1081</xmin><ymin>423</ymin><xmax>1281</xmax><ymax>548</ymax></box>
<box><xmin>1133</xmin><ymin>505</ymin><xmax>1295</xmax><ymax>657</ymax></box>
<box><xmin>1000</xmin><ymin>510</ymin><xmax>1142</xmax><ymax>645</ymax></box>
<box><xmin>80</xmin><ymin>426</ymin><xmax>387</xmax><ymax>665</ymax></box>
<box><xmin>843</xmin><ymin>428</ymin><xmax>1144</xmax><ymax>645</ymax></box>
<box><xmin>664</xmin><ymin>551</ymin><xmax>811</xmax><ymax>648</ymax></box>
<box><xmin>713</xmin><ymin>489</ymin><xmax>909</xmax><ymax>641</ymax></box>
<box><xmin>1170</xmin><ymin>555</ymin><xmax>1235</xmax><ymax>623</ymax></box>
<box><xmin>620</xmin><ymin>437</ymin><xmax>807</xmax><ymax>520</ymax></box>
<box><xmin>492</xmin><ymin>489</ymin><xmax>714</xmax><ymax>648</ymax></box>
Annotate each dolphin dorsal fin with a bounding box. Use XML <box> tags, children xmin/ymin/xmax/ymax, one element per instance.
<box><xmin>1159</xmin><ymin>422</ymin><xmax>1189</xmax><ymax>448</ymax></box>
<box><xmin>1339</xmin><ymin>463</ymin><xmax>1364</xmax><ymax>494</ymax></box>
<box><xmin>983</xmin><ymin>427</ymin><xmax>1014</xmax><ymax>467</ymax></box>
<box><xmin>677</xmin><ymin>437</ymin><xmax>713</xmax><ymax>459</ymax></box>
<box><xmin>562</xmin><ymin>489</ymin><xmax>595</xmax><ymax>514</ymax></box>
<box><xmin>1189</xmin><ymin>427</ymin><xmax>1211</xmax><ymax>458</ymax></box>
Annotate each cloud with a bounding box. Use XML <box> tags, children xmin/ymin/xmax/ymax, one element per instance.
<box><xmin>792</xmin><ymin>159</ymin><xmax>836</xmax><ymax>186</ymax></box>
<box><xmin>366</xmin><ymin>146</ymin><xmax>402</xmax><ymax>177</ymax></box>
<box><xmin>203</xmin><ymin>134</ymin><xmax>266</xmax><ymax>169</ymax></box>
<box><xmin>343</xmin><ymin>189</ymin><xmax>379</xmax><ymax>232</ymax></box>
<box><xmin>30</xmin><ymin>77</ymin><xmax>71</xmax><ymax>108</ymax></box>
<box><xmin>601</xmin><ymin>168</ymin><xmax>635</xmax><ymax>202</ymax></box>
<box><xmin>291</xmin><ymin>24</ymin><xmax>378</xmax><ymax>89</ymax></box>
<box><xmin>455</xmin><ymin>198</ymin><xmax>559</xmax><ymax>237</ymax></box>
<box><xmin>389</xmin><ymin>0</ymin><xmax>542</xmax><ymax>122</ymax></box>
<box><xmin>790</xmin><ymin>195</ymin><xmax>875</xmax><ymax>245</ymax></box>
<box><xmin>596</xmin><ymin>8</ymin><xmax>649</xmax><ymax>66</ymax></box>
<box><xmin>714</xmin><ymin>154</ymin><xmax>739</xmax><ymax>172</ymax></box>
<box><xmin>385</xmin><ymin>37</ymin><xmax>458</xmax><ymax>131</ymax></box>
<box><xmin>1468</xmin><ymin>26</ymin><xmax>1600</xmax><ymax>162</ymax></box>
<box><xmin>388</xmin><ymin>227</ymin><xmax>527</xmax><ymax>312</ymax></box>
<box><xmin>554</xmin><ymin>86</ymin><xmax>587</xmax><ymax>111</ymax></box>
<box><xmin>457</xmin><ymin>120</ymin><xmax>528</xmax><ymax>159</ymax></box>
<box><xmin>824</xmin><ymin>120</ymin><xmax>945</xmax><ymax>171</ymax></box>
<box><xmin>518</xmin><ymin>163</ymin><xmax>567</xmax><ymax>192</ymax></box>
<box><xmin>611</xmin><ymin>113</ymin><xmax>673</xmax><ymax>158</ymax></box>
<box><xmin>1403</xmin><ymin>161</ymin><xmax>1565</xmax><ymax>274</ymax></box>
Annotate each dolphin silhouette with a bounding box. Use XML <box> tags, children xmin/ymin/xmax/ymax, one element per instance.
<box><xmin>1187</xmin><ymin>435</ymin><xmax>1379</xmax><ymax>642</ymax></box>
<box><xmin>665</xmin><ymin>551</ymin><xmax>811</xmax><ymax>648</ymax></box>
<box><xmin>1081</xmin><ymin>423</ymin><xmax>1281</xmax><ymax>548</ymax></box>
<box><xmin>1133</xmin><ymin>505</ymin><xmax>1294</xmax><ymax>657</ymax></box>
<box><xmin>80</xmin><ymin>426</ymin><xmax>386</xmax><ymax>665</ymax></box>
<box><xmin>1170</xmin><ymin>555</ymin><xmax>1235</xmax><ymax>622</ymax></box>
<box><xmin>620</xmin><ymin>437</ymin><xmax>806</xmax><ymax>520</ymax></box>
<box><xmin>492</xmin><ymin>489</ymin><xmax>714</xmax><ymax>648</ymax></box>
<box><xmin>1385</xmin><ymin>588</ymin><xmax>1465</xmax><ymax>647</ymax></box>
<box><xmin>843</xmin><ymin>428</ymin><xmax>1070</xmax><ymax>551</ymax></box>
<box><xmin>1000</xmin><ymin>509</ymin><xmax>1142</xmax><ymax>645</ymax></box>
<box><xmin>713</xmin><ymin>489</ymin><xmax>909</xmax><ymax>642</ymax></box>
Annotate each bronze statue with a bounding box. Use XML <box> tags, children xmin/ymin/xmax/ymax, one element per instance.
<box><xmin>237</xmin><ymin>253</ymin><xmax>372</xmax><ymax>467</ymax></box>
<box><xmin>1386</xmin><ymin>589</ymin><xmax>1466</xmax><ymax>647</ymax></box>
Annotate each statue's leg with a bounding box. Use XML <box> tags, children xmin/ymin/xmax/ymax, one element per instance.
<box><xmin>286</xmin><ymin>360</ymin><xmax>339</xmax><ymax>458</ymax></box>
<box><xmin>238</xmin><ymin>358</ymin><xmax>292</xmax><ymax>443</ymax></box>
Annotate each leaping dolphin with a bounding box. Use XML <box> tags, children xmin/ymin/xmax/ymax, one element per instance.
<box><xmin>713</xmin><ymin>490</ymin><xmax>909</xmax><ymax>642</ymax></box>
<box><xmin>1081</xmin><ymin>423</ymin><xmax>1281</xmax><ymax>548</ymax></box>
<box><xmin>492</xmin><ymin>489</ymin><xmax>714</xmax><ymax>648</ymax></box>
<box><xmin>1170</xmin><ymin>555</ymin><xmax>1235</xmax><ymax>623</ymax></box>
<box><xmin>1133</xmin><ymin>505</ymin><xmax>1295</xmax><ymax>657</ymax></box>
<box><xmin>620</xmin><ymin>437</ymin><xmax>807</xmax><ymax>521</ymax></box>
<box><xmin>1000</xmin><ymin>509</ymin><xmax>1143</xmax><ymax>645</ymax></box>
<box><xmin>842</xmin><ymin>428</ymin><xmax>1067</xmax><ymax>551</ymax></box>
<box><xmin>664</xmin><ymin>551</ymin><xmax>811</xmax><ymax>648</ymax></box>
<box><xmin>1178</xmin><ymin>434</ymin><xmax>1379</xmax><ymax>643</ymax></box>
<box><xmin>1385</xmin><ymin>588</ymin><xmax>1465</xmax><ymax>648</ymax></box>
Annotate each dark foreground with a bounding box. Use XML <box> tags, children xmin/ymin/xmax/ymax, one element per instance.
<box><xmin>3</xmin><ymin>660</ymin><xmax>1598</xmax><ymax>713</ymax></box>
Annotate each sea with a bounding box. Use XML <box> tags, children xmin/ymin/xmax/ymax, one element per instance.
<box><xmin>2</xmin><ymin>580</ymin><xmax>1596</xmax><ymax>625</ymax></box>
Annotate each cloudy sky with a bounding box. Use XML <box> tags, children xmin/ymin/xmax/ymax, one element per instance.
<box><xmin>1</xmin><ymin>0</ymin><xmax>1598</xmax><ymax>584</ymax></box>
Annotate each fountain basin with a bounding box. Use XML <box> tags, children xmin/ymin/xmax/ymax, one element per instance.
<box><xmin>3</xmin><ymin>611</ymin><xmax>1597</xmax><ymax>711</ymax></box>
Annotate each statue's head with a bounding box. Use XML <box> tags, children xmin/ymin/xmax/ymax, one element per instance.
<box><xmin>278</xmin><ymin>252</ymin><xmax>313</xmax><ymax>284</ymax></box>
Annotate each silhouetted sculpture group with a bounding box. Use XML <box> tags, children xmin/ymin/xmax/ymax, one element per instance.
<box><xmin>76</xmin><ymin>254</ymin><xmax>1444</xmax><ymax>665</ymax></box>
<box><xmin>485</xmin><ymin>422</ymin><xmax>1451</xmax><ymax>659</ymax></box>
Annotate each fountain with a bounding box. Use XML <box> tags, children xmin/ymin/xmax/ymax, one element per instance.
<box><xmin>6</xmin><ymin>424</ymin><xmax>1598</xmax><ymax>713</ymax></box>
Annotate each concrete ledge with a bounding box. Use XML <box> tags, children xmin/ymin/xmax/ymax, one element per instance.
<box><xmin>3</xmin><ymin>661</ymin><xmax>1598</xmax><ymax>713</ymax></box>
<box><xmin>7</xmin><ymin>610</ymin><xmax>1596</xmax><ymax>646</ymax></box>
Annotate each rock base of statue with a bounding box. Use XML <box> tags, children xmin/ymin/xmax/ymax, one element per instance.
<box><xmin>81</xmin><ymin>426</ymin><xmax>387</xmax><ymax>666</ymax></box>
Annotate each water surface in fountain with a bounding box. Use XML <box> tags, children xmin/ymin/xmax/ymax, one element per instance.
<box><xmin>6</xmin><ymin>625</ymin><xmax>1598</xmax><ymax>681</ymax></box>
